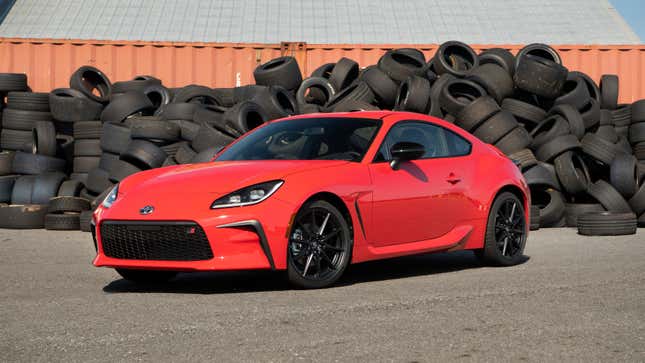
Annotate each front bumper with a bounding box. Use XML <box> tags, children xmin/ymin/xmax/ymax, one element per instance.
<box><xmin>92</xmin><ymin>197</ymin><xmax>295</xmax><ymax>271</ymax></box>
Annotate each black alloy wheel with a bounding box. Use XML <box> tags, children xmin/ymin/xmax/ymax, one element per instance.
<box><xmin>287</xmin><ymin>200</ymin><xmax>351</xmax><ymax>288</ymax></box>
<box><xmin>476</xmin><ymin>192</ymin><xmax>527</xmax><ymax>266</ymax></box>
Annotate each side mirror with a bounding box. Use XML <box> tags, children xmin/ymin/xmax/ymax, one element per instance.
<box><xmin>389</xmin><ymin>142</ymin><xmax>425</xmax><ymax>170</ymax></box>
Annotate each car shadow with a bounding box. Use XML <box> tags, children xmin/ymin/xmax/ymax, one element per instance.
<box><xmin>102</xmin><ymin>251</ymin><xmax>530</xmax><ymax>295</ymax></box>
<box><xmin>400</xmin><ymin>162</ymin><xmax>428</xmax><ymax>182</ymax></box>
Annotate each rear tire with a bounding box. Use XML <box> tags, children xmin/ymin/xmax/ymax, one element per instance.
<box><xmin>116</xmin><ymin>269</ymin><xmax>177</xmax><ymax>283</ymax></box>
<box><xmin>478</xmin><ymin>192</ymin><xmax>527</xmax><ymax>266</ymax></box>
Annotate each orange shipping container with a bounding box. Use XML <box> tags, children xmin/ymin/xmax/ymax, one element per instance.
<box><xmin>1</xmin><ymin>38</ymin><xmax>644</xmax><ymax>103</ymax></box>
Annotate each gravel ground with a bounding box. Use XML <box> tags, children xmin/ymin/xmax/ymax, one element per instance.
<box><xmin>1</xmin><ymin>228</ymin><xmax>644</xmax><ymax>362</ymax></box>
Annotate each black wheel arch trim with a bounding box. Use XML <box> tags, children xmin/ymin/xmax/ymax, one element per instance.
<box><xmin>217</xmin><ymin>219</ymin><xmax>275</xmax><ymax>270</ymax></box>
<box><xmin>494</xmin><ymin>184</ymin><xmax>529</xmax><ymax>210</ymax></box>
<box><xmin>490</xmin><ymin>184</ymin><xmax>530</xmax><ymax>231</ymax></box>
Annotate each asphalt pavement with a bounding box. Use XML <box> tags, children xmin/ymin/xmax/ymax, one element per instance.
<box><xmin>1</xmin><ymin>228</ymin><xmax>644</xmax><ymax>362</ymax></box>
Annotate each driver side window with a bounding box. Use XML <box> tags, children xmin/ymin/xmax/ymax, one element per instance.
<box><xmin>374</xmin><ymin>121</ymin><xmax>471</xmax><ymax>162</ymax></box>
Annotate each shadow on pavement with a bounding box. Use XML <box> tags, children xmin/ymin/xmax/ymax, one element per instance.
<box><xmin>102</xmin><ymin>251</ymin><xmax>530</xmax><ymax>294</ymax></box>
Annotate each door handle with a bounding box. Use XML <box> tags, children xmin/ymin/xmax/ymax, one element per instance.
<box><xmin>446</xmin><ymin>173</ymin><xmax>461</xmax><ymax>185</ymax></box>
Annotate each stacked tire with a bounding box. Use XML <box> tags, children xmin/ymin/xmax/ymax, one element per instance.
<box><xmin>71</xmin><ymin>121</ymin><xmax>103</xmax><ymax>187</ymax></box>
<box><xmin>0</xmin><ymin>74</ymin><xmax>31</xmax><ymax>151</ymax></box>
<box><xmin>0</xmin><ymin>76</ymin><xmax>71</xmax><ymax>229</ymax></box>
<box><xmin>2</xmin><ymin>92</ymin><xmax>53</xmax><ymax>152</ymax></box>
<box><xmin>45</xmin><ymin>195</ymin><xmax>90</xmax><ymax>230</ymax></box>
<box><xmin>627</xmin><ymin>99</ymin><xmax>645</xmax><ymax>227</ymax></box>
<box><xmin>1</xmin><ymin>147</ymin><xmax>67</xmax><ymax>229</ymax></box>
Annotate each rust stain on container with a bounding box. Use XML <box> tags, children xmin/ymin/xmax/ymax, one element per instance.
<box><xmin>1</xmin><ymin>38</ymin><xmax>643</xmax><ymax>103</ymax></box>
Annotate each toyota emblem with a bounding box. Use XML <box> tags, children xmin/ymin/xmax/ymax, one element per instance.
<box><xmin>139</xmin><ymin>205</ymin><xmax>154</xmax><ymax>215</ymax></box>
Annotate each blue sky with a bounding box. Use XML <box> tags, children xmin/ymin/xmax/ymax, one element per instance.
<box><xmin>610</xmin><ymin>0</ymin><xmax>645</xmax><ymax>42</ymax></box>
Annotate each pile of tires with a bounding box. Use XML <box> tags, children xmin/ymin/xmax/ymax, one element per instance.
<box><xmin>493</xmin><ymin>47</ymin><xmax>643</xmax><ymax>236</ymax></box>
<box><xmin>0</xmin><ymin>41</ymin><xmax>643</xmax><ymax>236</ymax></box>
<box><xmin>0</xmin><ymin>64</ymin><xmax>301</xmax><ymax>230</ymax></box>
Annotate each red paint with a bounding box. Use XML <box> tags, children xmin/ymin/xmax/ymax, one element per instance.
<box><xmin>93</xmin><ymin>111</ymin><xmax>529</xmax><ymax>272</ymax></box>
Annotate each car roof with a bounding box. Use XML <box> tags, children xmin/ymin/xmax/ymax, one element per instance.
<box><xmin>276</xmin><ymin>111</ymin><xmax>478</xmax><ymax>142</ymax></box>
<box><xmin>276</xmin><ymin>110</ymin><xmax>397</xmax><ymax>122</ymax></box>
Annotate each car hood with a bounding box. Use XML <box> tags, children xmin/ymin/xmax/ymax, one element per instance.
<box><xmin>120</xmin><ymin>160</ymin><xmax>350</xmax><ymax>196</ymax></box>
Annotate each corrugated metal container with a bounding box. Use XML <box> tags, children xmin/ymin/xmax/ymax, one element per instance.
<box><xmin>1</xmin><ymin>38</ymin><xmax>644</xmax><ymax>103</ymax></box>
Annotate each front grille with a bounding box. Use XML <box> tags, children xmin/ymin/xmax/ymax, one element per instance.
<box><xmin>100</xmin><ymin>221</ymin><xmax>213</xmax><ymax>261</ymax></box>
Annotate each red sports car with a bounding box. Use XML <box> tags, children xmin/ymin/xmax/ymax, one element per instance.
<box><xmin>92</xmin><ymin>111</ymin><xmax>530</xmax><ymax>288</ymax></box>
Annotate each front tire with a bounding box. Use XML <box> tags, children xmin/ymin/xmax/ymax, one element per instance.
<box><xmin>477</xmin><ymin>192</ymin><xmax>528</xmax><ymax>266</ymax></box>
<box><xmin>116</xmin><ymin>268</ymin><xmax>177</xmax><ymax>283</ymax></box>
<box><xmin>287</xmin><ymin>200</ymin><xmax>352</xmax><ymax>289</ymax></box>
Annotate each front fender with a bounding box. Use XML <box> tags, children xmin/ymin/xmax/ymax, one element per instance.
<box><xmin>273</xmin><ymin>163</ymin><xmax>373</xmax><ymax>263</ymax></box>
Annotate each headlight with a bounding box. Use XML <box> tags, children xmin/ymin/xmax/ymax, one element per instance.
<box><xmin>102</xmin><ymin>185</ymin><xmax>119</xmax><ymax>208</ymax></box>
<box><xmin>211</xmin><ymin>180</ymin><xmax>283</xmax><ymax>209</ymax></box>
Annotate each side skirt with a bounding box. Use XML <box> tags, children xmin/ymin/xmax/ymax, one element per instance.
<box><xmin>362</xmin><ymin>225</ymin><xmax>474</xmax><ymax>261</ymax></box>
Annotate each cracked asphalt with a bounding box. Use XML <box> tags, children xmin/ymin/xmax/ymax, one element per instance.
<box><xmin>1</xmin><ymin>228</ymin><xmax>644</xmax><ymax>362</ymax></box>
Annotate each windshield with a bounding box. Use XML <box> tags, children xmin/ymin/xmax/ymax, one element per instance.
<box><xmin>216</xmin><ymin>117</ymin><xmax>381</xmax><ymax>162</ymax></box>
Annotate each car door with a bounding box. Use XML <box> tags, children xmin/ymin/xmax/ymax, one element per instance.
<box><xmin>368</xmin><ymin>120</ymin><xmax>474</xmax><ymax>247</ymax></box>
